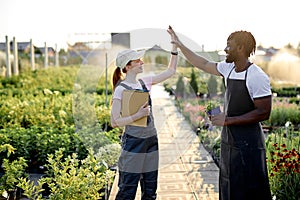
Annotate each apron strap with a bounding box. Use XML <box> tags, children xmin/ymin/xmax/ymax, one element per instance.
<box><xmin>119</xmin><ymin>82</ymin><xmax>133</xmax><ymax>90</ymax></box>
<box><xmin>138</xmin><ymin>79</ymin><xmax>149</xmax><ymax>92</ymax></box>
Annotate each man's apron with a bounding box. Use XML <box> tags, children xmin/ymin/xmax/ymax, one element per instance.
<box><xmin>219</xmin><ymin>67</ymin><xmax>272</xmax><ymax>200</ymax></box>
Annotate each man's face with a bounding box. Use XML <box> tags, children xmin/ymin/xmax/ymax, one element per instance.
<box><xmin>224</xmin><ymin>39</ymin><xmax>238</xmax><ymax>63</ymax></box>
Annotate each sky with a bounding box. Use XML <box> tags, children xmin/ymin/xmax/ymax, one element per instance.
<box><xmin>1</xmin><ymin>0</ymin><xmax>300</xmax><ymax>52</ymax></box>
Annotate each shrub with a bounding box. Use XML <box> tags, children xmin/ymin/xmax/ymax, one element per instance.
<box><xmin>18</xmin><ymin>148</ymin><xmax>115</xmax><ymax>200</ymax></box>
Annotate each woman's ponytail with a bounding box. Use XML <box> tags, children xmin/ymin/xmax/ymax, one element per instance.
<box><xmin>112</xmin><ymin>67</ymin><xmax>123</xmax><ymax>91</ymax></box>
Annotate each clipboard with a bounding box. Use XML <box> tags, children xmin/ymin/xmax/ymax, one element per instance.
<box><xmin>121</xmin><ymin>90</ymin><xmax>149</xmax><ymax>127</ymax></box>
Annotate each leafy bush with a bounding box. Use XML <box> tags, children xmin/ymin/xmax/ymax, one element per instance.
<box><xmin>0</xmin><ymin>144</ymin><xmax>27</xmax><ymax>198</ymax></box>
<box><xmin>0</xmin><ymin>65</ymin><xmax>119</xmax><ymax>198</ymax></box>
<box><xmin>265</xmin><ymin>99</ymin><xmax>300</xmax><ymax>127</ymax></box>
<box><xmin>18</xmin><ymin>148</ymin><xmax>115</xmax><ymax>200</ymax></box>
<box><xmin>0</xmin><ymin>126</ymin><xmax>89</xmax><ymax>173</ymax></box>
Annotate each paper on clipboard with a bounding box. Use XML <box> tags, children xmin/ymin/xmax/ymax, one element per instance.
<box><xmin>121</xmin><ymin>90</ymin><xmax>149</xmax><ymax>127</ymax></box>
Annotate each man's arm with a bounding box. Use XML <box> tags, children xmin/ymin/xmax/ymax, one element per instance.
<box><xmin>211</xmin><ymin>96</ymin><xmax>272</xmax><ymax>126</ymax></box>
<box><xmin>168</xmin><ymin>26</ymin><xmax>221</xmax><ymax>76</ymax></box>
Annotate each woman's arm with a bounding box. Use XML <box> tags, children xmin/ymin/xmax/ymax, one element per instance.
<box><xmin>110</xmin><ymin>99</ymin><xmax>150</xmax><ymax>128</ymax></box>
<box><xmin>146</xmin><ymin>26</ymin><xmax>178</xmax><ymax>85</ymax></box>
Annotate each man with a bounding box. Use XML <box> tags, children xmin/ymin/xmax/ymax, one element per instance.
<box><xmin>168</xmin><ymin>26</ymin><xmax>272</xmax><ymax>200</ymax></box>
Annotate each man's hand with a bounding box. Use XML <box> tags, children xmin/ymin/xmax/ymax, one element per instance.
<box><xmin>210</xmin><ymin>113</ymin><xmax>227</xmax><ymax>126</ymax></box>
<box><xmin>167</xmin><ymin>25</ymin><xmax>182</xmax><ymax>47</ymax></box>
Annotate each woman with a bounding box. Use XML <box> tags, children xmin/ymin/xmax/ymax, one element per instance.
<box><xmin>110</xmin><ymin>26</ymin><xmax>177</xmax><ymax>200</ymax></box>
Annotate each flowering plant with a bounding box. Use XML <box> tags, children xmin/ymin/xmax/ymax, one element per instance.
<box><xmin>266</xmin><ymin>127</ymin><xmax>300</xmax><ymax>200</ymax></box>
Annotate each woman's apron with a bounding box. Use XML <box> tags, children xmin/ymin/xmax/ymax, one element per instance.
<box><xmin>115</xmin><ymin>79</ymin><xmax>159</xmax><ymax>200</ymax></box>
<box><xmin>219</xmin><ymin>67</ymin><xmax>272</xmax><ymax>200</ymax></box>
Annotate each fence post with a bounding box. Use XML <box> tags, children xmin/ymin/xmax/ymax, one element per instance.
<box><xmin>44</xmin><ymin>42</ymin><xmax>48</xmax><ymax>68</ymax></box>
<box><xmin>13</xmin><ymin>37</ymin><xmax>19</xmax><ymax>75</ymax></box>
<box><xmin>5</xmin><ymin>35</ymin><xmax>11</xmax><ymax>77</ymax></box>
<box><xmin>30</xmin><ymin>39</ymin><xmax>35</xmax><ymax>70</ymax></box>
<box><xmin>55</xmin><ymin>44</ymin><xmax>59</xmax><ymax>67</ymax></box>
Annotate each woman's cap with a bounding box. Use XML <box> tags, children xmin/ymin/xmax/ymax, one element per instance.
<box><xmin>116</xmin><ymin>49</ymin><xmax>145</xmax><ymax>69</ymax></box>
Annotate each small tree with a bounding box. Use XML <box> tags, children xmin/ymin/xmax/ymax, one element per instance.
<box><xmin>175</xmin><ymin>76</ymin><xmax>185</xmax><ymax>98</ymax></box>
<box><xmin>207</xmin><ymin>75</ymin><xmax>218</xmax><ymax>97</ymax></box>
<box><xmin>189</xmin><ymin>69</ymin><xmax>198</xmax><ymax>96</ymax></box>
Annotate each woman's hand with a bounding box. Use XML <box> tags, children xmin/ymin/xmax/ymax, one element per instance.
<box><xmin>137</xmin><ymin>101</ymin><xmax>150</xmax><ymax>118</ymax></box>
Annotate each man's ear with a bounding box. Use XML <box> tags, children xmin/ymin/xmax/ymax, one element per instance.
<box><xmin>237</xmin><ymin>45</ymin><xmax>246</xmax><ymax>55</ymax></box>
<box><xmin>237</xmin><ymin>45</ymin><xmax>244</xmax><ymax>52</ymax></box>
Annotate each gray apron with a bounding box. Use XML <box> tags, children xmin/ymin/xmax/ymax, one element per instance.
<box><xmin>116</xmin><ymin>79</ymin><xmax>158</xmax><ymax>200</ymax></box>
<box><xmin>219</xmin><ymin>66</ymin><xmax>272</xmax><ymax>200</ymax></box>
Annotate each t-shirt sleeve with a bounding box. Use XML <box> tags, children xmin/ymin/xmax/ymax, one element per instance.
<box><xmin>248</xmin><ymin>69</ymin><xmax>272</xmax><ymax>99</ymax></box>
<box><xmin>112</xmin><ymin>86</ymin><xmax>124</xmax><ymax>100</ymax></box>
<box><xmin>217</xmin><ymin>61</ymin><xmax>234</xmax><ymax>78</ymax></box>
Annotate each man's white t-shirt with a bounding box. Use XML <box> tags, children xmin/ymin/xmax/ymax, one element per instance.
<box><xmin>217</xmin><ymin>61</ymin><xmax>272</xmax><ymax>99</ymax></box>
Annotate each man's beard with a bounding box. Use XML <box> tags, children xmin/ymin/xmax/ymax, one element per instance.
<box><xmin>225</xmin><ymin>52</ymin><xmax>236</xmax><ymax>63</ymax></box>
<box><xmin>225</xmin><ymin>57</ymin><xmax>234</xmax><ymax>63</ymax></box>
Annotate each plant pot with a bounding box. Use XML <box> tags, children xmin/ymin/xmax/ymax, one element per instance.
<box><xmin>7</xmin><ymin>190</ymin><xmax>16</xmax><ymax>200</ymax></box>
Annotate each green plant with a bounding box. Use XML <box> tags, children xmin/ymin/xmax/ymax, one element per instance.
<box><xmin>95</xmin><ymin>143</ymin><xmax>121</xmax><ymax>168</ymax></box>
<box><xmin>206</xmin><ymin>100</ymin><xmax>220</xmax><ymax>115</ymax></box>
<box><xmin>266</xmin><ymin>127</ymin><xmax>300</xmax><ymax>199</ymax></box>
<box><xmin>265</xmin><ymin>99</ymin><xmax>300</xmax><ymax>127</ymax></box>
<box><xmin>207</xmin><ymin>75</ymin><xmax>218</xmax><ymax>96</ymax></box>
<box><xmin>175</xmin><ymin>76</ymin><xmax>185</xmax><ymax>98</ymax></box>
<box><xmin>18</xmin><ymin>148</ymin><xmax>115</xmax><ymax>200</ymax></box>
<box><xmin>0</xmin><ymin>144</ymin><xmax>27</xmax><ymax>198</ymax></box>
<box><xmin>267</xmin><ymin>143</ymin><xmax>300</xmax><ymax>199</ymax></box>
<box><xmin>189</xmin><ymin>69</ymin><xmax>198</xmax><ymax>95</ymax></box>
<box><xmin>0</xmin><ymin>126</ymin><xmax>89</xmax><ymax>172</ymax></box>
<box><xmin>17</xmin><ymin>177</ymin><xmax>45</xmax><ymax>200</ymax></box>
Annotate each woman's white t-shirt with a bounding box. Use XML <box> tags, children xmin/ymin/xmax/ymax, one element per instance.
<box><xmin>217</xmin><ymin>61</ymin><xmax>272</xmax><ymax>99</ymax></box>
<box><xmin>113</xmin><ymin>77</ymin><xmax>153</xmax><ymax>100</ymax></box>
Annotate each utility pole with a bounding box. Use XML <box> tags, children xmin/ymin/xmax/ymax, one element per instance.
<box><xmin>5</xmin><ymin>36</ymin><xmax>11</xmax><ymax>77</ymax></box>
<box><xmin>13</xmin><ymin>37</ymin><xmax>19</xmax><ymax>75</ymax></box>
<box><xmin>105</xmin><ymin>52</ymin><xmax>108</xmax><ymax>107</ymax></box>
<box><xmin>44</xmin><ymin>42</ymin><xmax>48</xmax><ymax>68</ymax></box>
<box><xmin>30</xmin><ymin>39</ymin><xmax>35</xmax><ymax>70</ymax></box>
<box><xmin>55</xmin><ymin>44</ymin><xmax>59</xmax><ymax>67</ymax></box>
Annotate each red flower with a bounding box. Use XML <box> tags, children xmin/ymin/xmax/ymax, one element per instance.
<box><xmin>281</xmin><ymin>143</ymin><xmax>286</xmax><ymax>148</ymax></box>
<box><xmin>272</xmin><ymin>143</ymin><xmax>278</xmax><ymax>147</ymax></box>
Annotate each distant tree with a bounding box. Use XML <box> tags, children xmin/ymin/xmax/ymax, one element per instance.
<box><xmin>155</xmin><ymin>55</ymin><xmax>168</xmax><ymax>65</ymax></box>
<box><xmin>175</xmin><ymin>76</ymin><xmax>185</xmax><ymax>98</ymax></box>
<box><xmin>285</xmin><ymin>43</ymin><xmax>294</xmax><ymax>50</ymax></box>
<box><xmin>189</xmin><ymin>69</ymin><xmax>198</xmax><ymax>95</ymax></box>
<box><xmin>219</xmin><ymin>77</ymin><xmax>226</xmax><ymax>95</ymax></box>
<box><xmin>207</xmin><ymin>75</ymin><xmax>218</xmax><ymax>97</ymax></box>
<box><xmin>143</xmin><ymin>55</ymin><xmax>151</xmax><ymax>64</ymax></box>
<box><xmin>297</xmin><ymin>42</ymin><xmax>300</xmax><ymax>57</ymax></box>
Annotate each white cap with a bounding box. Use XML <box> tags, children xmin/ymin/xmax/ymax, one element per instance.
<box><xmin>116</xmin><ymin>49</ymin><xmax>145</xmax><ymax>69</ymax></box>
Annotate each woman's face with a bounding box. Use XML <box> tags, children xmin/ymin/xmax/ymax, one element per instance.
<box><xmin>128</xmin><ymin>59</ymin><xmax>144</xmax><ymax>73</ymax></box>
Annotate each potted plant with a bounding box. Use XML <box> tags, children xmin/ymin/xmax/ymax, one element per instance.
<box><xmin>0</xmin><ymin>144</ymin><xmax>27</xmax><ymax>200</ymax></box>
<box><xmin>206</xmin><ymin>101</ymin><xmax>221</xmax><ymax>116</ymax></box>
